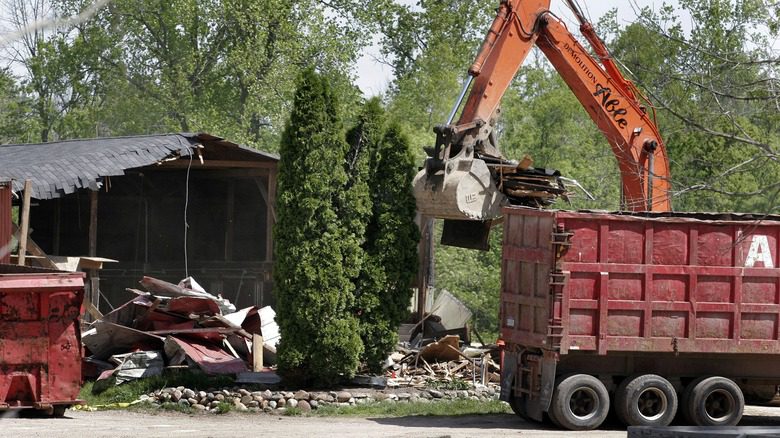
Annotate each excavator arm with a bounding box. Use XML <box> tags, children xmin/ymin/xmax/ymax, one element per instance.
<box><xmin>414</xmin><ymin>0</ymin><xmax>672</xmax><ymax>226</ymax></box>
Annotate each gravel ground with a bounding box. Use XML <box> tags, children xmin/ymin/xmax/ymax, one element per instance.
<box><xmin>2</xmin><ymin>404</ymin><xmax>780</xmax><ymax>438</ymax></box>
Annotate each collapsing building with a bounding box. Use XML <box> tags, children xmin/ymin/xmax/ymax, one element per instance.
<box><xmin>0</xmin><ymin>133</ymin><xmax>278</xmax><ymax>313</ymax></box>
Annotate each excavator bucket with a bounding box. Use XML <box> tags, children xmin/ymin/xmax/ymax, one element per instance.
<box><xmin>413</xmin><ymin>155</ymin><xmax>507</xmax><ymax>221</ymax></box>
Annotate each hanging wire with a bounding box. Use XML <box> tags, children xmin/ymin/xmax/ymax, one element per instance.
<box><xmin>183</xmin><ymin>145</ymin><xmax>193</xmax><ymax>278</ymax></box>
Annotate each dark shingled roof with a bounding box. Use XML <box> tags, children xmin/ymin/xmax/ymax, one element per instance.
<box><xmin>0</xmin><ymin>133</ymin><xmax>278</xmax><ymax>200</ymax></box>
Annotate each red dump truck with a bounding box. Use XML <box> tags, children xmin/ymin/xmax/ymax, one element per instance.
<box><xmin>500</xmin><ymin>207</ymin><xmax>780</xmax><ymax>430</ymax></box>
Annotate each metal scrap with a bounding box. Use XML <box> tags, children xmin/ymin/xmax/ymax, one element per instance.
<box><xmin>84</xmin><ymin>275</ymin><xmax>279</xmax><ymax>392</ymax></box>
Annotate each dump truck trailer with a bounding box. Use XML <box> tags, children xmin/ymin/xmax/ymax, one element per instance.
<box><xmin>500</xmin><ymin>206</ymin><xmax>780</xmax><ymax>430</ymax></box>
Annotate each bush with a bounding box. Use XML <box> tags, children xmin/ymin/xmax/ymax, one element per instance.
<box><xmin>274</xmin><ymin>68</ymin><xmax>362</xmax><ymax>386</ymax></box>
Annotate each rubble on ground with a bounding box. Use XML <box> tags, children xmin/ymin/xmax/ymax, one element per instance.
<box><xmin>383</xmin><ymin>335</ymin><xmax>501</xmax><ymax>390</ymax></box>
<box><xmin>84</xmin><ymin>279</ymin><xmax>502</xmax><ymax>413</ymax></box>
<box><xmin>125</xmin><ymin>328</ymin><xmax>502</xmax><ymax>414</ymax></box>
<box><xmin>381</xmin><ymin>290</ymin><xmax>500</xmax><ymax>390</ymax></box>
<box><xmin>82</xmin><ymin>275</ymin><xmax>279</xmax><ymax>391</ymax></box>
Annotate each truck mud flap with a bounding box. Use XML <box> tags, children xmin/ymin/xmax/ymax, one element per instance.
<box><xmin>499</xmin><ymin>353</ymin><xmax>517</xmax><ymax>402</ymax></box>
<box><xmin>502</xmin><ymin>350</ymin><xmax>557</xmax><ymax>422</ymax></box>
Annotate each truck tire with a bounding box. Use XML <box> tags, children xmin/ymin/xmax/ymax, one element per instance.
<box><xmin>615</xmin><ymin>374</ymin><xmax>677</xmax><ymax>427</ymax></box>
<box><xmin>549</xmin><ymin>374</ymin><xmax>609</xmax><ymax>430</ymax></box>
<box><xmin>682</xmin><ymin>376</ymin><xmax>744</xmax><ymax>426</ymax></box>
<box><xmin>51</xmin><ymin>405</ymin><xmax>68</xmax><ymax>417</ymax></box>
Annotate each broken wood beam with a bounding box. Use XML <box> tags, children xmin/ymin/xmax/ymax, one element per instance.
<box><xmin>252</xmin><ymin>334</ymin><xmax>264</xmax><ymax>372</ymax></box>
<box><xmin>17</xmin><ymin>180</ymin><xmax>31</xmax><ymax>266</ymax></box>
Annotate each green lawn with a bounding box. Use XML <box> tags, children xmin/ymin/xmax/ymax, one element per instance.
<box><xmin>79</xmin><ymin>372</ymin><xmax>510</xmax><ymax>417</ymax></box>
<box><xmin>290</xmin><ymin>399</ymin><xmax>511</xmax><ymax>417</ymax></box>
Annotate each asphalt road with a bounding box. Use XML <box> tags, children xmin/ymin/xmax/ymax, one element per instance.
<box><xmin>3</xmin><ymin>405</ymin><xmax>780</xmax><ymax>438</ymax></box>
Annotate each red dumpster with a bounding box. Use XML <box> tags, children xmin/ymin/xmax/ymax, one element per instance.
<box><xmin>0</xmin><ymin>264</ymin><xmax>85</xmax><ymax>416</ymax></box>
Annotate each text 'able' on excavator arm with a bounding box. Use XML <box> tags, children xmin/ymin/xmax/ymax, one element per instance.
<box><xmin>413</xmin><ymin>0</ymin><xmax>673</xmax><ymax>242</ymax></box>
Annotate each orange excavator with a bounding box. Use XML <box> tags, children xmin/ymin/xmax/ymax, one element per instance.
<box><xmin>414</xmin><ymin>0</ymin><xmax>672</xmax><ymax>240</ymax></box>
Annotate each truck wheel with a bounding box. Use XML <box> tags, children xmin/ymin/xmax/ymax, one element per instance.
<box><xmin>682</xmin><ymin>376</ymin><xmax>744</xmax><ymax>426</ymax></box>
<box><xmin>615</xmin><ymin>374</ymin><xmax>677</xmax><ymax>427</ymax></box>
<box><xmin>51</xmin><ymin>405</ymin><xmax>68</xmax><ymax>417</ymax></box>
<box><xmin>549</xmin><ymin>374</ymin><xmax>609</xmax><ymax>430</ymax></box>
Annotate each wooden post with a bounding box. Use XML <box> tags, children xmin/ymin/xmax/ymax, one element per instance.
<box><xmin>89</xmin><ymin>190</ymin><xmax>98</xmax><ymax>257</ymax></box>
<box><xmin>252</xmin><ymin>334</ymin><xmax>264</xmax><ymax>371</ymax></box>
<box><xmin>17</xmin><ymin>180</ymin><xmax>32</xmax><ymax>266</ymax></box>
<box><xmin>416</xmin><ymin>215</ymin><xmax>435</xmax><ymax>322</ymax></box>
<box><xmin>255</xmin><ymin>173</ymin><xmax>277</xmax><ymax>263</ymax></box>
<box><xmin>88</xmin><ymin>190</ymin><xmax>100</xmax><ymax>318</ymax></box>
<box><xmin>11</xmin><ymin>223</ymin><xmax>59</xmax><ymax>270</ymax></box>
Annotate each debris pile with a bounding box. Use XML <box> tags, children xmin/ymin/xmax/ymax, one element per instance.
<box><xmin>83</xmin><ymin>276</ymin><xmax>279</xmax><ymax>392</ymax></box>
<box><xmin>384</xmin><ymin>335</ymin><xmax>501</xmax><ymax>389</ymax></box>
<box><xmin>83</xmin><ymin>280</ymin><xmax>502</xmax><ymax>412</ymax></box>
<box><xmin>487</xmin><ymin>155</ymin><xmax>570</xmax><ymax>207</ymax></box>
<box><xmin>381</xmin><ymin>289</ymin><xmax>501</xmax><ymax>390</ymax></box>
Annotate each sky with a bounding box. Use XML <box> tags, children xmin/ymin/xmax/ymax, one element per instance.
<box><xmin>354</xmin><ymin>0</ymin><xmax>672</xmax><ymax>96</ymax></box>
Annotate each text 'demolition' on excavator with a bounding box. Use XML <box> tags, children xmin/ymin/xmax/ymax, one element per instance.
<box><xmin>413</xmin><ymin>0</ymin><xmax>672</xmax><ymax>249</ymax></box>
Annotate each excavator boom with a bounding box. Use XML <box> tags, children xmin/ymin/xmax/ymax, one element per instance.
<box><xmin>414</xmin><ymin>0</ymin><xmax>672</xmax><ymax>226</ymax></box>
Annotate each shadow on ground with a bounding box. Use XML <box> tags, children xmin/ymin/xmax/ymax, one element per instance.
<box><xmin>368</xmin><ymin>413</ymin><xmax>625</xmax><ymax>431</ymax></box>
<box><xmin>368</xmin><ymin>407</ymin><xmax>780</xmax><ymax>432</ymax></box>
<box><xmin>740</xmin><ymin>413</ymin><xmax>780</xmax><ymax>427</ymax></box>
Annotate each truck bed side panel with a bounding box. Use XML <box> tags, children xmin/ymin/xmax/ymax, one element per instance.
<box><xmin>501</xmin><ymin>208</ymin><xmax>780</xmax><ymax>357</ymax></box>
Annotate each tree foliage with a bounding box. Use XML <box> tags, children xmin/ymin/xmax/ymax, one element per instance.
<box><xmin>344</xmin><ymin>99</ymin><xmax>419</xmax><ymax>372</ymax></box>
<box><xmin>357</xmin><ymin>121</ymin><xmax>419</xmax><ymax>372</ymax></box>
<box><xmin>378</xmin><ymin>0</ymin><xmax>495</xmax><ymax>156</ymax></box>
<box><xmin>2</xmin><ymin>0</ymin><xmax>370</xmax><ymax>146</ymax></box>
<box><xmin>603</xmin><ymin>0</ymin><xmax>780</xmax><ymax>212</ymax></box>
<box><xmin>0</xmin><ymin>69</ymin><xmax>34</xmax><ymax>143</ymax></box>
<box><xmin>341</xmin><ymin>98</ymin><xmax>382</xmax><ymax>283</ymax></box>
<box><xmin>273</xmin><ymin>68</ymin><xmax>362</xmax><ymax>386</ymax></box>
